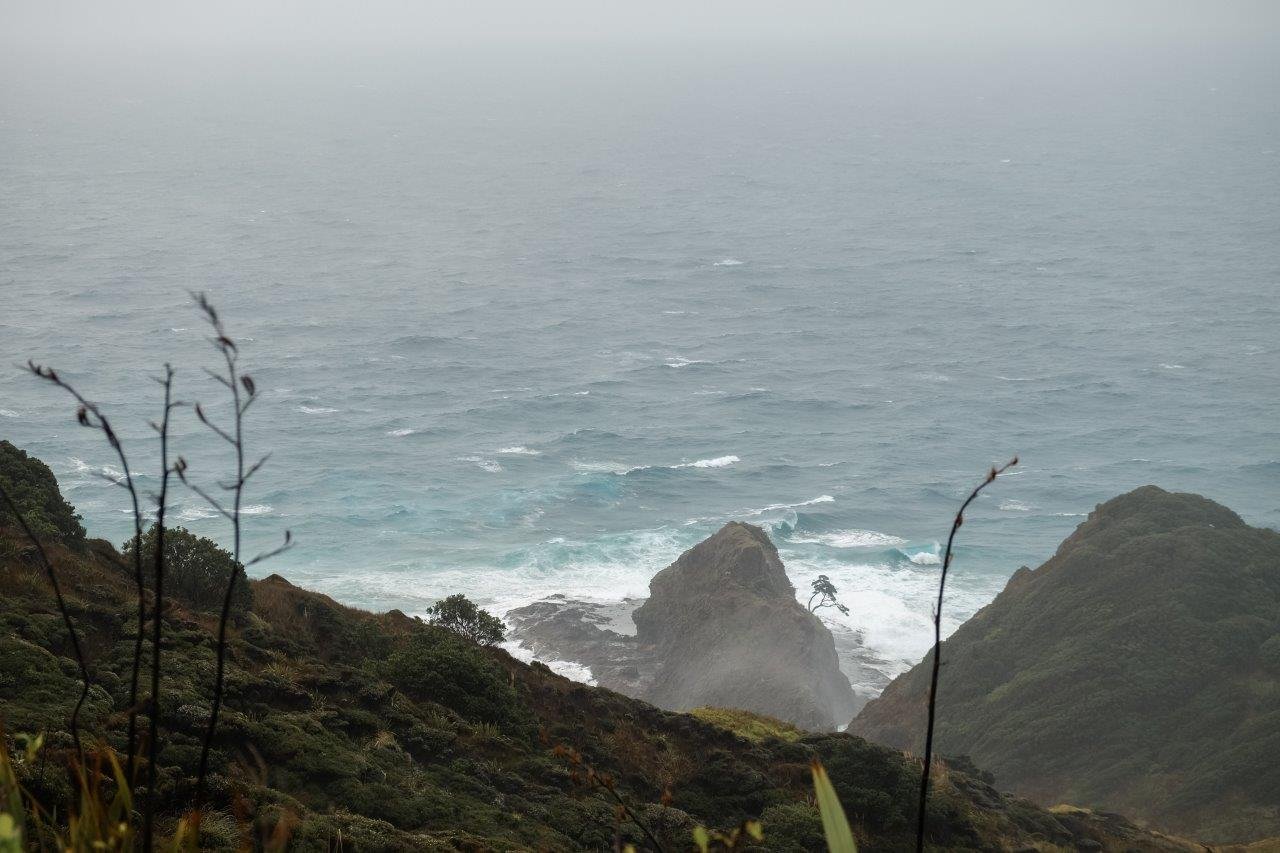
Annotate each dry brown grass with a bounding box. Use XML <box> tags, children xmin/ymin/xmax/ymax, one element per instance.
<box><xmin>607</xmin><ymin>721</ymin><xmax>691</xmax><ymax>790</ymax></box>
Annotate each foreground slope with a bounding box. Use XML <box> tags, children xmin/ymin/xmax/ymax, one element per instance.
<box><xmin>0</xmin><ymin>445</ymin><xmax>1216</xmax><ymax>849</ymax></box>
<box><xmin>851</xmin><ymin>486</ymin><xmax>1280</xmax><ymax>843</ymax></box>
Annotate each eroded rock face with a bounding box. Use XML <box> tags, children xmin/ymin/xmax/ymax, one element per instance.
<box><xmin>507</xmin><ymin>522</ymin><xmax>858</xmax><ymax>730</ymax></box>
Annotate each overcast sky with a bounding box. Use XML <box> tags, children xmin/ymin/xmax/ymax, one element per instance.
<box><xmin>4</xmin><ymin>0</ymin><xmax>1279</xmax><ymax>50</ymax></box>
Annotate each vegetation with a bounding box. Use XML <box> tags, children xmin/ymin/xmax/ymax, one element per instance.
<box><xmin>689</xmin><ymin>708</ymin><xmax>803</xmax><ymax>744</ymax></box>
<box><xmin>806</xmin><ymin>575</ymin><xmax>849</xmax><ymax>617</ymax></box>
<box><xmin>0</xmin><ymin>474</ymin><xmax>1198</xmax><ymax>850</ymax></box>
<box><xmin>425</xmin><ymin>593</ymin><xmax>506</xmax><ymax>647</ymax></box>
<box><xmin>0</xmin><ymin>441</ymin><xmax>85</xmax><ymax>549</ymax></box>
<box><xmin>852</xmin><ymin>485</ymin><xmax>1280</xmax><ymax>843</ymax></box>
<box><xmin>123</xmin><ymin>525</ymin><xmax>252</xmax><ymax>616</ymax></box>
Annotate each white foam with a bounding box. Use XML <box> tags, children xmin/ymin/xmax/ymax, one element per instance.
<box><xmin>791</xmin><ymin>529</ymin><xmax>906</xmax><ymax>549</ymax></box>
<box><xmin>240</xmin><ymin>504</ymin><xmax>274</xmax><ymax>516</ymax></box>
<box><xmin>500</xmin><ymin>642</ymin><xmax>598</xmax><ymax>686</ymax></box>
<box><xmin>0</xmin><ymin>409</ymin><xmax>19</xmax><ymax>418</ymax></box>
<box><xmin>67</xmin><ymin>457</ymin><xmax>130</xmax><ymax>484</ymax></box>
<box><xmin>675</xmin><ymin>454</ymin><xmax>739</xmax><ymax>469</ymax></box>
<box><xmin>281</xmin><ymin>523</ymin><xmax>1007</xmax><ymax>696</ymax></box>
<box><xmin>744</xmin><ymin>495</ymin><xmax>835</xmax><ymax>516</ymax></box>
<box><xmin>782</xmin><ymin>555</ymin><xmax>1002</xmax><ymax>677</ymax></box>
<box><xmin>572</xmin><ymin>460</ymin><xmax>633</xmax><ymax>474</ymax></box>
<box><xmin>298</xmin><ymin>405</ymin><xmax>339</xmax><ymax>415</ymax></box>
<box><xmin>712</xmin><ymin>258</ymin><xmax>743</xmax><ymax>266</ymax></box>
<box><xmin>574</xmin><ymin>455</ymin><xmax>740</xmax><ymax>475</ymax></box>
<box><xmin>458</xmin><ymin>456</ymin><xmax>503</xmax><ymax>473</ymax></box>
<box><xmin>387</xmin><ymin>428</ymin><xmax>416</xmax><ymax>437</ymax></box>
<box><xmin>907</xmin><ymin>549</ymin><xmax>942</xmax><ymax>566</ymax></box>
<box><xmin>303</xmin><ymin>529</ymin><xmax>684</xmax><ymax>632</ymax></box>
<box><xmin>497</xmin><ymin>446</ymin><xmax>541</xmax><ymax>456</ymax></box>
<box><xmin>1159</xmin><ymin>363</ymin><xmax>1186</xmax><ymax>370</ymax></box>
<box><xmin>664</xmin><ymin>357</ymin><xmax>709</xmax><ymax>368</ymax></box>
<box><xmin>999</xmin><ymin>499</ymin><xmax>1033</xmax><ymax>512</ymax></box>
<box><xmin>175</xmin><ymin>504</ymin><xmax>220</xmax><ymax>523</ymax></box>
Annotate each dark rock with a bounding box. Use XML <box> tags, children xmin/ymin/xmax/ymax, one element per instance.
<box><xmin>508</xmin><ymin>522</ymin><xmax>858</xmax><ymax>730</ymax></box>
<box><xmin>633</xmin><ymin>522</ymin><xmax>857</xmax><ymax>729</ymax></box>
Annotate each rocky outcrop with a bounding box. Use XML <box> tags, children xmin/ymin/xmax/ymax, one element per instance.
<box><xmin>850</xmin><ymin>487</ymin><xmax>1280</xmax><ymax>843</ymax></box>
<box><xmin>633</xmin><ymin>522</ymin><xmax>857</xmax><ymax>729</ymax></box>
<box><xmin>508</xmin><ymin>522</ymin><xmax>858</xmax><ymax>730</ymax></box>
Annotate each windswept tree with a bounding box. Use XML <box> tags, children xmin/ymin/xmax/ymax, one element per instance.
<box><xmin>426</xmin><ymin>593</ymin><xmax>506</xmax><ymax>646</ymax></box>
<box><xmin>807</xmin><ymin>574</ymin><xmax>849</xmax><ymax>616</ymax></box>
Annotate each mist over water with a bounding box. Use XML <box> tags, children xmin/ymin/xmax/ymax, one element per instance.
<box><xmin>3</xmin><ymin>38</ymin><xmax>1278</xmax><ymax>686</ymax></box>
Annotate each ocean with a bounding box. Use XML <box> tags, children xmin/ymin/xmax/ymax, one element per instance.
<box><xmin>3</xmin><ymin>39</ymin><xmax>1277</xmax><ymax>692</ymax></box>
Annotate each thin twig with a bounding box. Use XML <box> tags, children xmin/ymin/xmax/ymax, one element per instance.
<box><xmin>141</xmin><ymin>366</ymin><xmax>179</xmax><ymax>853</ymax></box>
<box><xmin>554</xmin><ymin>744</ymin><xmax>666</xmax><ymax>853</ymax></box>
<box><xmin>26</xmin><ymin>362</ymin><xmax>149</xmax><ymax>782</ymax></box>
<box><xmin>186</xmin><ymin>292</ymin><xmax>290</xmax><ymax>819</ymax></box>
<box><xmin>915</xmin><ymin>457</ymin><xmax>1017</xmax><ymax>853</ymax></box>
<box><xmin>596</xmin><ymin>775</ymin><xmax>666</xmax><ymax>853</ymax></box>
<box><xmin>0</xmin><ymin>484</ymin><xmax>91</xmax><ymax>761</ymax></box>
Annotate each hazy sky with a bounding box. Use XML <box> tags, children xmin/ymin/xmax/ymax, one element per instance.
<box><xmin>5</xmin><ymin>0</ymin><xmax>1279</xmax><ymax>50</ymax></box>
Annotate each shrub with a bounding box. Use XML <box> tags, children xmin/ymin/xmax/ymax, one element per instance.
<box><xmin>123</xmin><ymin>525</ymin><xmax>252</xmax><ymax>616</ymax></box>
<box><xmin>425</xmin><ymin>594</ymin><xmax>505</xmax><ymax>646</ymax></box>
<box><xmin>759</xmin><ymin>801</ymin><xmax>825</xmax><ymax>851</ymax></box>
<box><xmin>382</xmin><ymin>627</ymin><xmax>522</xmax><ymax>727</ymax></box>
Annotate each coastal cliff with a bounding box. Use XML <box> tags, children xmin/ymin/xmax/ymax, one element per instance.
<box><xmin>850</xmin><ymin>486</ymin><xmax>1280</xmax><ymax>843</ymax></box>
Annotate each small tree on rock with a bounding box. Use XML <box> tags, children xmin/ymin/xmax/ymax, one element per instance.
<box><xmin>807</xmin><ymin>574</ymin><xmax>849</xmax><ymax>616</ymax></box>
<box><xmin>426</xmin><ymin>593</ymin><xmax>506</xmax><ymax>646</ymax></box>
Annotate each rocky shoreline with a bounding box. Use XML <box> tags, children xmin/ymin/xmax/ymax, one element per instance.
<box><xmin>504</xmin><ymin>521</ymin><xmax>878</xmax><ymax>729</ymax></box>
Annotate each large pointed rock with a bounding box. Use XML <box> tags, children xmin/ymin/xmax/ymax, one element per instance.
<box><xmin>507</xmin><ymin>522</ymin><xmax>858</xmax><ymax>730</ymax></box>
<box><xmin>632</xmin><ymin>522</ymin><xmax>857</xmax><ymax>730</ymax></box>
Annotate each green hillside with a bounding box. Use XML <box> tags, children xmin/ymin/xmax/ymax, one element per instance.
<box><xmin>851</xmin><ymin>486</ymin><xmax>1280</xmax><ymax>843</ymax></box>
<box><xmin>0</xmin><ymin>445</ymin><xmax>1212</xmax><ymax>851</ymax></box>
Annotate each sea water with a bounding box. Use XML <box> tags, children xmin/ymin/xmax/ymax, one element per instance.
<box><xmin>2</xmin><ymin>40</ymin><xmax>1277</xmax><ymax>690</ymax></box>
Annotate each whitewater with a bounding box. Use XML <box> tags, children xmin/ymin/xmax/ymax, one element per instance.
<box><xmin>2</xmin><ymin>41</ymin><xmax>1277</xmax><ymax>691</ymax></box>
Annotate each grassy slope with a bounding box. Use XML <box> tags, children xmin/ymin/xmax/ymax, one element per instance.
<box><xmin>4</xmin><ymin>533</ymin><xmax>1223</xmax><ymax>852</ymax></box>
<box><xmin>851</xmin><ymin>486</ymin><xmax>1280</xmax><ymax>843</ymax></box>
<box><xmin>0</xmin><ymin>454</ymin><xmax>1218</xmax><ymax>851</ymax></box>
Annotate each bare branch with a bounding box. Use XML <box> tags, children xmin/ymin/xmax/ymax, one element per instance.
<box><xmin>141</xmin><ymin>365</ymin><xmax>177</xmax><ymax>852</ymax></box>
<box><xmin>26</xmin><ymin>359</ymin><xmax>150</xmax><ymax>780</ymax></box>
<box><xmin>243</xmin><ymin>453</ymin><xmax>272</xmax><ymax>483</ymax></box>
<box><xmin>194</xmin><ymin>403</ymin><xmax>236</xmax><ymax>446</ymax></box>
<box><xmin>915</xmin><ymin>456</ymin><xmax>1017</xmax><ymax>853</ymax></box>
<box><xmin>190</xmin><ymin>292</ymin><xmax>289</xmax><ymax>825</ymax></box>
<box><xmin>246</xmin><ymin>530</ymin><xmax>294</xmax><ymax>567</ymax></box>
<box><xmin>202</xmin><ymin>367</ymin><xmax>234</xmax><ymax>389</ymax></box>
<box><xmin>180</xmin><ymin>478</ymin><xmax>234</xmax><ymax>521</ymax></box>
